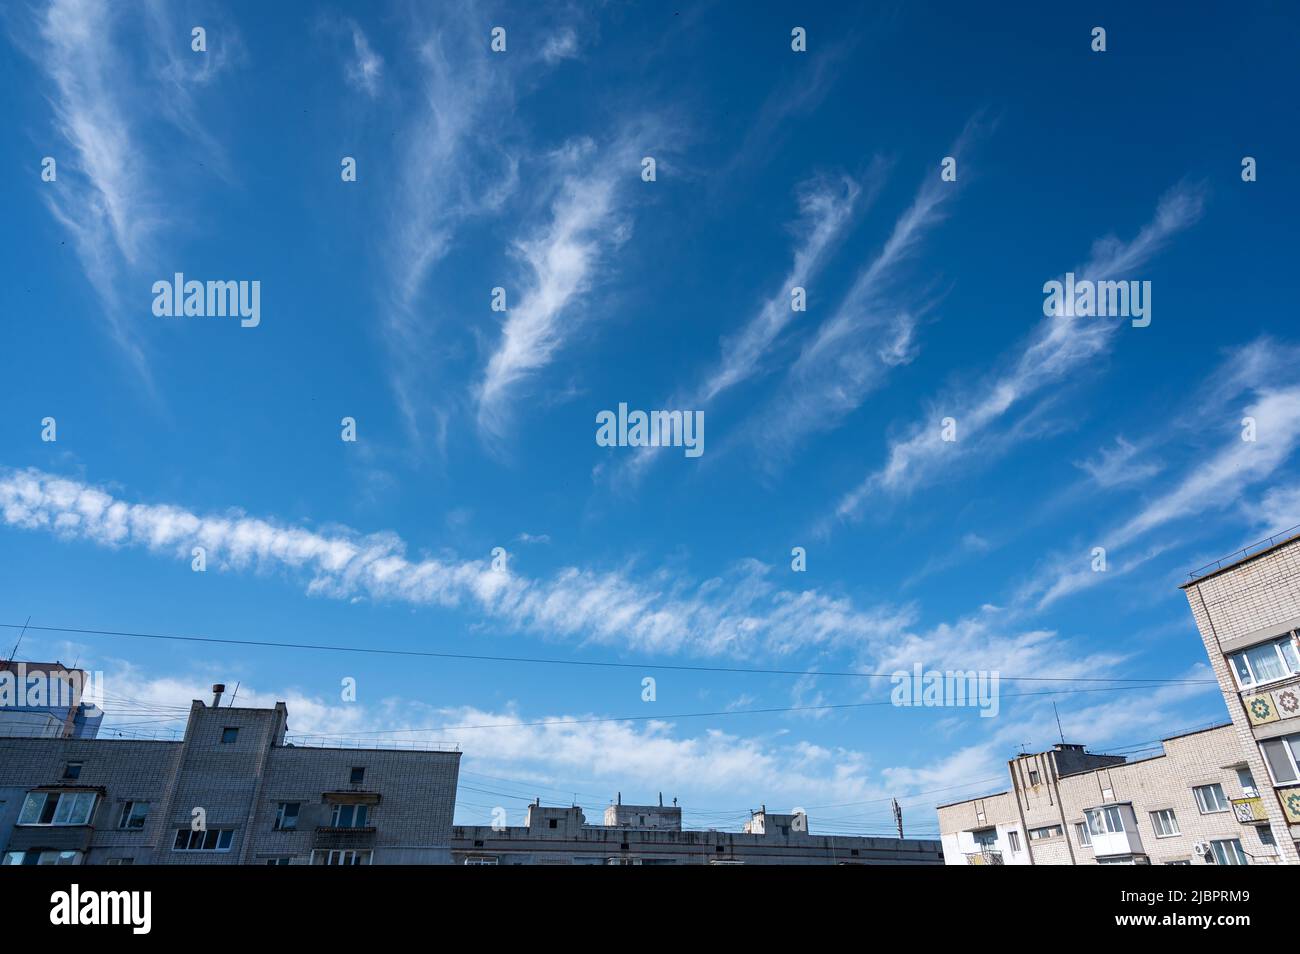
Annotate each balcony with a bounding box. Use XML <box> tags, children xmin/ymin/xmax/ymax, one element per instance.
<box><xmin>1231</xmin><ymin>796</ymin><xmax>1269</xmax><ymax>824</ymax></box>
<box><xmin>965</xmin><ymin>850</ymin><xmax>1003</xmax><ymax>865</ymax></box>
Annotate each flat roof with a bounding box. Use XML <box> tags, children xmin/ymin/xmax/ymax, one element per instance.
<box><xmin>1182</xmin><ymin>527</ymin><xmax>1300</xmax><ymax>587</ymax></box>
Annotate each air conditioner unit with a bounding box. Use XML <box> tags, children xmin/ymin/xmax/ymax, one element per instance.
<box><xmin>1193</xmin><ymin>842</ymin><xmax>1210</xmax><ymax>858</ymax></box>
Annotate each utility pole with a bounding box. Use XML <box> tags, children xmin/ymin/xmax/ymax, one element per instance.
<box><xmin>892</xmin><ymin>798</ymin><xmax>903</xmax><ymax>839</ymax></box>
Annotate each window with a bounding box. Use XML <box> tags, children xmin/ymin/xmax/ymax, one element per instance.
<box><xmin>1075</xmin><ymin>822</ymin><xmax>1092</xmax><ymax>847</ymax></box>
<box><xmin>1150</xmin><ymin>809</ymin><xmax>1179</xmax><ymax>837</ymax></box>
<box><xmin>1228</xmin><ymin>634</ymin><xmax>1300</xmax><ymax>688</ymax></box>
<box><xmin>220</xmin><ymin>727</ymin><xmax>239</xmax><ymax>744</ymax></box>
<box><xmin>17</xmin><ymin>791</ymin><xmax>96</xmax><ymax>826</ymax></box>
<box><xmin>1085</xmin><ymin>806</ymin><xmax>1125</xmax><ymax>836</ymax></box>
<box><xmin>265</xmin><ymin>857</ymin><xmax>293</xmax><ymax>866</ymax></box>
<box><xmin>330</xmin><ymin>803</ymin><xmax>369</xmax><ymax>829</ymax></box>
<box><xmin>1209</xmin><ymin>838</ymin><xmax>1248</xmax><ymax>866</ymax></box>
<box><xmin>463</xmin><ymin>856</ymin><xmax>499</xmax><ymax>866</ymax></box>
<box><xmin>173</xmin><ymin>828</ymin><xmax>234</xmax><ymax>851</ymax></box>
<box><xmin>2</xmin><ymin>850</ymin><xmax>83</xmax><ymax>866</ymax></box>
<box><xmin>1165</xmin><ymin>859</ymin><xmax>1192</xmax><ymax>865</ymax></box>
<box><xmin>548</xmin><ymin>818</ymin><xmax>558</xmax><ymax>829</ymax></box>
<box><xmin>312</xmin><ymin>849</ymin><xmax>371</xmax><ymax>865</ymax></box>
<box><xmin>1028</xmin><ymin>825</ymin><xmax>1062</xmax><ymax>841</ymax></box>
<box><xmin>1258</xmin><ymin>826</ymin><xmax>1277</xmax><ymax>848</ymax></box>
<box><xmin>274</xmin><ymin>802</ymin><xmax>300</xmax><ymax>831</ymax></box>
<box><xmin>118</xmin><ymin>801</ymin><xmax>149</xmax><ymax>830</ymax></box>
<box><xmin>349</xmin><ymin>767</ymin><xmax>365</xmax><ymax>783</ymax></box>
<box><xmin>1193</xmin><ymin>783</ymin><xmax>1229</xmax><ymax>814</ymax></box>
<box><xmin>1236</xmin><ymin>767</ymin><xmax>1259</xmax><ymax>798</ymax></box>
<box><xmin>972</xmin><ymin>828</ymin><xmax>997</xmax><ymax>849</ymax></box>
<box><xmin>62</xmin><ymin>761</ymin><xmax>83</xmax><ymax>780</ymax></box>
<box><xmin>106</xmin><ymin>858</ymin><xmax>134</xmax><ymax>865</ymax></box>
<box><xmin>1028</xmin><ymin>770</ymin><xmax>1040</xmax><ymax>785</ymax></box>
<box><xmin>1260</xmin><ymin>733</ymin><xmax>1300</xmax><ymax>785</ymax></box>
<box><xmin>1008</xmin><ymin>831</ymin><xmax>1021</xmax><ymax>852</ymax></box>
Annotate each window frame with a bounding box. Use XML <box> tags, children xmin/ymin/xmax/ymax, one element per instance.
<box><xmin>17</xmin><ymin>791</ymin><xmax>96</xmax><ymax>827</ymax></box>
<box><xmin>1260</xmin><ymin>733</ymin><xmax>1300</xmax><ymax>785</ymax></box>
<box><xmin>117</xmin><ymin>800</ymin><xmax>149</xmax><ymax>830</ymax></box>
<box><xmin>172</xmin><ymin>827</ymin><xmax>235</xmax><ymax>852</ymax></box>
<box><xmin>329</xmin><ymin>802</ymin><xmax>370</xmax><ymax>829</ymax></box>
<box><xmin>1193</xmin><ymin>783</ymin><xmax>1229</xmax><ymax>815</ymax></box>
<box><xmin>1075</xmin><ymin>822</ymin><xmax>1092</xmax><ymax>847</ymax></box>
<box><xmin>1228</xmin><ymin>634</ymin><xmax>1300</xmax><ymax>689</ymax></box>
<box><xmin>1149</xmin><ymin>808</ymin><xmax>1180</xmax><ymax>838</ymax></box>
<box><xmin>274</xmin><ymin>802</ymin><xmax>301</xmax><ymax>831</ymax></box>
<box><xmin>1209</xmin><ymin>838</ymin><xmax>1248</xmax><ymax>866</ymax></box>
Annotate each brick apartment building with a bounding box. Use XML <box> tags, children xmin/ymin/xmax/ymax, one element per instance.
<box><xmin>452</xmin><ymin>799</ymin><xmax>944</xmax><ymax>865</ymax></box>
<box><xmin>937</xmin><ymin>725</ymin><xmax>1279</xmax><ymax>865</ymax></box>
<box><xmin>0</xmin><ymin>685</ymin><xmax>460</xmax><ymax>865</ymax></box>
<box><xmin>1182</xmin><ymin>528</ymin><xmax>1300</xmax><ymax>864</ymax></box>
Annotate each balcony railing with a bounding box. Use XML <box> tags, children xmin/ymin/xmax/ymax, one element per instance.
<box><xmin>1231</xmin><ymin>796</ymin><xmax>1269</xmax><ymax>824</ymax></box>
<box><xmin>965</xmin><ymin>850</ymin><xmax>1003</xmax><ymax>865</ymax></box>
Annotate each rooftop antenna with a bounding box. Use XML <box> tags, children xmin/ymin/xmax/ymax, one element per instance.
<box><xmin>892</xmin><ymin>798</ymin><xmax>903</xmax><ymax>839</ymax></box>
<box><xmin>228</xmin><ymin>682</ymin><xmax>240</xmax><ymax>706</ymax></box>
<box><xmin>5</xmin><ymin>615</ymin><xmax>31</xmax><ymax>665</ymax></box>
<box><xmin>1053</xmin><ymin>701</ymin><xmax>1066</xmax><ymax>745</ymax></box>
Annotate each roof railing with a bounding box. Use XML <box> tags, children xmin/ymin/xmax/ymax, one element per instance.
<box><xmin>1186</xmin><ymin>525</ymin><xmax>1300</xmax><ymax>582</ymax></box>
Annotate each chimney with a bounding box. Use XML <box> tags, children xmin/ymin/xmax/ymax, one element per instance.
<box><xmin>211</xmin><ymin>683</ymin><xmax>226</xmax><ymax>707</ymax></box>
<box><xmin>617</xmin><ymin>791</ymin><xmax>621</xmax><ymax>805</ymax></box>
<box><xmin>658</xmin><ymin>791</ymin><xmax>663</xmax><ymax>807</ymax></box>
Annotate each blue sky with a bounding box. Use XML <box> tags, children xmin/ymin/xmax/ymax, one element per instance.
<box><xmin>2</xmin><ymin>0</ymin><xmax>1298</xmax><ymax>836</ymax></box>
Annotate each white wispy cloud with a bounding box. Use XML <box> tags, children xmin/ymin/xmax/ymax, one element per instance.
<box><xmin>0</xmin><ymin>467</ymin><xmax>910</xmax><ymax>659</ymax></box>
<box><xmin>381</xmin><ymin>3</ymin><xmax>522</xmax><ymax>443</ymax></box>
<box><xmin>35</xmin><ymin>0</ymin><xmax>155</xmax><ymax>377</ymax></box>
<box><xmin>343</xmin><ymin>18</ymin><xmax>383</xmax><ymax>96</ymax></box>
<box><xmin>605</xmin><ymin>169</ymin><xmax>874</xmax><ymax>487</ymax></box>
<box><xmin>1076</xmin><ymin>436</ymin><xmax>1163</xmax><ymax>488</ymax></box>
<box><xmin>836</xmin><ymin>183</ymin><xmax>1206</xmax><ymax>518</ymax></box>
<box><xmin>739</xmin><ymin>120</ymin><xmax>988</xmax><ymax>468</ymax></box>
<box><xmin>476</xmin><ymin>136</ymin><xmax>640</xmax><ymax>440</ymax></box>
<box><xmin>1016</xmin><ymin>339</ymin><xmax>1300</xmax><ymax>610</ymax></box>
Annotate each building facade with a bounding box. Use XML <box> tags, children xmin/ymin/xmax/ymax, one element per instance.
<box><xmin>937</xmin><ymin>727</ymin><xmax>1280</xmax><ymax>865</ymax></box>
<box><xmin>452</xmin><ymin>801</ymin><xmax>943</xmax><ymax>865</ymax></box>
<box><xmin>0</xmin><ymin>688</ymin><xmax>460</xmax><ymax>865</ymax></box>
<box><xmin>0</xmin><ymin>661</ymin><xmax>104</xmax><ymax>739</ymax></box>
<box><xmin>1182</xmin><ymin>529</ymin><xmax>1300</xmax><ymax>864</ymax></box>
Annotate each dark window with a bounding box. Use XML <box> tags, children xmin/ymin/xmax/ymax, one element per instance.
<box><xmin>473</xmin><ymin>839</ymin><xmax>484</xmax><ymax>848</ymax></box>
<box><xmin>221</xmin><ymin>727</ymin><xmax>239</xmax><ymax>744</ymax></box>
<box><xmin>349</xmin><ymin>767</ymin><xmax>365</xmax><ymax>783</ymax></box>
<box><xmin>620</xmin><ymin>842</ymin><xmax>630</xmax><ymax>850</ymax></box>
<box><xmin>118</xmin><ymin>801</ymin><xmax>149</xmax><ymax>830</ymax></box>
<box><xmin>1028</xmin><ymin>770</ymin><xmax>1041</xmax><ymax>785</ymax></box>
<box><xmin>62</xmin><ymin>762</ymin><xmax>83</xmax><ymax>780</ymax></box>
<box><xmin>274</xmin><ymin>802</ymin><xmax>300</xmax><ymax>831</ymax></box>
<box><xmin>850</xmin><ymin>849</ymin><xmax>860</xmax><ymax>857</ymax></box>
<box><xmin>715</xmin><ymin>845</ymin><xmax>725</xmax><ymax>853</ymax></box>
<box><xmin>548</xmin><ymin>818</ymin><xmax>558</xmax><ymax>829</ymax></box>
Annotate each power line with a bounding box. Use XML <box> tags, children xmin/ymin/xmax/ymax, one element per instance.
<box><xmin>0</xmin><ymin>621</ymin><xmax>1217</xmax><ymax>686</ymax></box>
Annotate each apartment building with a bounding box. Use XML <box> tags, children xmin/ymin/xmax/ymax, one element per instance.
<box><xmin>937</xmin><ymin>726</ymin><xmax>1280</xmax><ymax>865</ymax></box>
<box><xmin>0</xmin><ymin>685</ymin><xmax>460</xmax><ymax>865</ymax></box>
<box><xmin>1182</xmin><ymin>528</ymin><xmax>1300</xmax><ymax>865</ymax></box>
<box><xmin>0</xmin><ymin>660</ymin><xmax>104</xmax><ymax>739</ymax></box>
<box><xmin>452</xmin><ymin>799</ymin><xmax>943</xmax><ymax>865</ymax></box>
